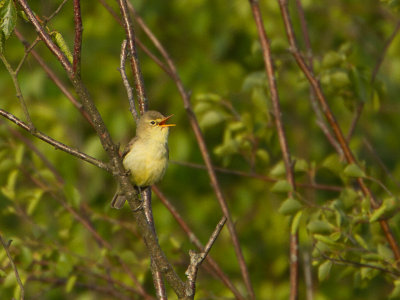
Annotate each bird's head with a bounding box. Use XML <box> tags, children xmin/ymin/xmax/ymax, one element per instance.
<box><xmin>136</xmin><ymin>110</ymin><xmax>175</xmax><ymax>142</ymax></box>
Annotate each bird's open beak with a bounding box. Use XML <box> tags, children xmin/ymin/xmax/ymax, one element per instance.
<box><xmin>159</xmin><ymin>114</ymin><xmax>176</xmax><ymax>127</ymax></box>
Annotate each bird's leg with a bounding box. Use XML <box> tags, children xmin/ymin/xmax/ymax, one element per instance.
<box><xmin>130</xmin><ymin>186</ymin><xmax>144</xmax><ymax>212</ymax></box>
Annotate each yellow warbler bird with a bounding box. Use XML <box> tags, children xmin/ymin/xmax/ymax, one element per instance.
<box><xmin>111</xmin><ymin>110</ymin><xmax>175</xmax><ymax>209</ymax></box>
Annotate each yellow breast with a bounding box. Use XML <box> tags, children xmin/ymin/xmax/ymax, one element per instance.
<box><xmin>123</xmin><ymin>138</ymin><xmax>168</xmax><ymax>187</ymax></box>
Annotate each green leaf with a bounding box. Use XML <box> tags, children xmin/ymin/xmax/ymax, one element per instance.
<box><xmin>269</xmin><ymin>161</ymin><xmax>286</xmax><ymax>177</ymax></box>
<box><xmin>389</xmin><ymin>280</ymin><xmax>400</xmax><ymax>299</ymax></box>
<box><xmin>322</xmin><ymin>154</ymin><xmax>343</xmax><ymax>174</ymax></box>
<box><xmin>354</xmin><ymin>234</ymin><xmax>369</xmax><ymax>250</ymax></box>
<box><xmin>1</xmin><ymin>169</ymin><xmax>18</xmax><ymax>200</ymax></box>
<box><xmin>369</xmin><ymin>201</ymin><xmax>388</xmax><ymax>223</ymax></box>
<box><xmin>14</xmin><ymin>144</ymin><xmax>24</xmax><ymax>165</ymax></box>
<box><xmin>278</xmin><ymin>197</ymin><xmax>302</xmax><ymax>215</ymax></box>
<box><xmin>271</xmin><ymin>180</ymin><xmax>292</xmax><ymax>193</ymax></box>
<box><xmin>0</xmin><ymin>0</ymin><xmax>17</xmax><ymax>39</ymax></box>
<box><xmin>291</xmin><ymin>211</ymin><xmax>302</xmax><ymax>234</ymax></box>
<box><xmin>318</xmin><ymin>260</ymin><xmax>332</xmax><ymax>281</ymax></box>
<box><xmin>377</xmin><ymin>244</ymin><xmax>394</xmax><ymax>260</ymax></box>
<box><xmin>343</xmin><ymin>163</ymin><xmax>365</xmax><ymax>178</ymax></box>
<box><xmin>27</xmin><ymin>189</ymin><xmax>43</xmax><ymax>215</ymax></box>
<box><xmin>330</xmin><ymin>71</ymin><xmax>350</xmax><ymax>88</ymax></box>
<box><xmin>307</xmin><ymin>220</ymin><xmax>334</xmax><ymax>234</ymax></box>
<box><xmin>65</xmin><ymin>275</ymin><xmax>77</xmax><ymax>293</ymax></box>
<box><xmin>294</xmin><ymin>159</ymin><xmax>308</xmax><ymax>172</ymax></box>
<box><xmin>322</xmin><ymin>51</ymin><xmax>343</xmax><ymax>69</ymax></box>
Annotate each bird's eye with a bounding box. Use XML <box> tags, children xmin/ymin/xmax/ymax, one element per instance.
<box><xmin>150</xmin><ymin>121</ymin><xmax>156</xmax><ymax>125</ymax></box>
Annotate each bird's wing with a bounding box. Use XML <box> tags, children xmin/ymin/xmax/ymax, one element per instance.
<box><xmin>122</xmin><ymin>136</ymin><xmax>139</xmax><ymax>158</ymax></box>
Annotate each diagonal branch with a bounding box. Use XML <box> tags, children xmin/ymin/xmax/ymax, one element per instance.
<box><xmin>0</xmin><ymin>235</ymin><xmax>25</xmax><ymax>300</ymax></box>
<box><xmin>249</xmin><ymin>1</ymin><xmax>298</xmax><ymax>299</ymax></box>
<box><xmin>0</xmin><ymin>109</ymin><xmax>110</xmax><ymax>172</ymax></box>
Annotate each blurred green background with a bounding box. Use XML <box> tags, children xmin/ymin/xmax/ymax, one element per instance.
<box><xmin>1</xmin><ymin>0</ymin><xmax>400</xmax><ymax>299</ymax></box>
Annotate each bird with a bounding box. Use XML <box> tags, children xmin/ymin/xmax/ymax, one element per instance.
<box><xmin>111</xmin><ymin>110</ymin><xmax>175</xmax><ymax>209</ymax></box>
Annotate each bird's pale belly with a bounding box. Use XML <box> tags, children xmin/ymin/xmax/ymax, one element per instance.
<box><xmin>122</xmin><ymin>142</ymin><xmax>168</xmax><ymax>187</ymax></box>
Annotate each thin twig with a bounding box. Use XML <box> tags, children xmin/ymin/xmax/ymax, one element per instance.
<box><xmin>97</xmin><ymin>0</ymin><xmax>174</xmax><ymax>77</ymax></box>
<box><xmin>371</xmin><ymin>20</ymin><xmax>400</xmax><ymax>85</ymax></box>
<box><xmin>128</xmin><ymin>5</ymin><xmax>253</xmax><ymax>299</ymax></box>
<box><xmin>73</xmin><ymin>0</ymin><xmax>83</xmax><ymax>76</ymax></box>
<box><xmin>117</xmin><ymin>0</ymin><xmax>147</xmax><ymax>113</ymax></box>
<box><xmin>0</xmin><ymin>235</ymin><xmax>25</xmax><ymax>300</ymax></box>
<box><xmin>0</xmin><ymin>109</ymin><xmax>111</xmax><ymax>172</ymax></box>
<box><xmin>43</xmin><ymin>0</ymin><xmax>70</xmax><ymax>23</ymax></box>
<box><xmin>294</xmin><ymin>0</ymin><xmax>343</xmax><ymax>156</ymax></box>
<box><xmin>152</xmin><ymin>186</ymin><xmax>245</xmax><ymax>300</ymax></box>
<box><xmin>15</xmin><ymin>37</ymin><xmax>40</xmax><ymax>75</ymax></box>
<box><xmin>184</xmin><ymin>217</ymin><xmax>227</xmax><ymax>298</ymax></box>
<box><xmin>249</xmin><ymin>1</ymin><xmax>298</xmax><ymax>299</ymax></box>
<box><xmin>363</xmin><ymin>138</ymin><xmax>400</xmax><ymax>189</ymax></box>
<box><xmin>119</xmin><ymin>39</ymin><xmax>139</xmax><ymax>121</ymax></box>
<box><xmin>172</xmin><ymin>160</ymin><xmax>342</xmax><ymax>192</ymax></box>
<box><xmin>0</xmin><ymin>53</ymin><xmax>34</xmax><ymax>129</ymax></box>
<box><xmin>277</xmin><ymin>0</ymin><xmax>400</xmax><ymax>260</ymax></box>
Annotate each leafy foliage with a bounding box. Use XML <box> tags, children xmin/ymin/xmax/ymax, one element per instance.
<box><xmin>1</xmin><ymin>0</ymin><xmax>400</xmax><ymax>299</ymax></box>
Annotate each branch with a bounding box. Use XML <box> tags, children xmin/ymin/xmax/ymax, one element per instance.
<box><xmin>119</xmin><ymin>39</ymin><xmax>139</xmax><ymax>122</ymax></box>
<box><xmin>184</xmin><ymin>217</ymin><xmax>226</xmax><ymax>298</ymax></box>
<box><xmin>277</xmin><ymin>0</ymin><xmax>400</xmax><ymax>260</ymax></box>
<box><xmin>0</xmin><ymin>53</ymin><xmax>34</xmax><ymax>129</ymax></box>
<box><xmin>0</xmin><ymin>235</ymin><xmax>25</xmax><ymax>300</ymax></box>
<box><xmin>0</xmin><ymin>109</ymin><xmax>110</xmax><ymax>172</ymax></box>
<box><xmin>73</xmin><ymin>0</ymin><xmax>83</xmax><ymax>76</ymax></box>
<box><xmin>128</xmin><ymin>4</ymin><xmax>254</xmax><ymax>299</ymax></box>
<box><xmin>153</xmin><ymin>186</ymin><xmax>245</xmax><ymax>300</ymax></box>
<box><xmin>249</xmin><ymin>1</ymin><xmax>298</xmax><ymax>299</ymax></box>
<box><xmin>117</xmin><ymin>0</ymin><xmax>147</xmax><ymax>113</ymax></box>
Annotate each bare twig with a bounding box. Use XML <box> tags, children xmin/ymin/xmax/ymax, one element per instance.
<box><xmin>249</xmin><ymin>1</ymin><xmax>298</xmax><ymax>299</ymax></box>
<box><xmin>143</xmin><ymin>188</ymin><xmax>167</xmax><ymax>300</ymax></box>
<box><xmin>97</xmin><ymin>0</ymin><xmax>174</xmax><ymax>77</ymax></box>
<box><xmin>119</xmin><ymin>40</ymin><xmax>139</xmax><ymax>121</ymax></box>
<box><xmin>0</xmin><ymin>235</ymin><xmax>25</xmax><ymax>300</ymax></box>
<box><xmin>363</xmin><ymin>138</ymin><xmax>400</xmax><ymax>189</ymax></box>
<box><xmin>153</xmin><ymin>186</ymin><xmax>245</xmax><ymax>300</ymax></box>
<box><xmin>73</xmin><ymin>0</ymin><xmax>83</xmax><ymax>76</ymax></box>
<box><xmin>294</xmin><ymin>0</ymin><xmax>343</xmax><ymax>156</ymax></box>
<box><xmin>185</xmin><ymin>217</ymin><xmax>227</xmax><ymax>298</ymax></box>
<box><xmin>117</xmin><ymin>0</ymin><xmax>147</xmax><ymax>113</ymax></box>
<box><xmin>15</xmin><ymin>37</ymin><xmax>40</xmax><ymax>75</ymax></box>
<box><xmin>277</xmin><ymin>0</ymin><xmax>400</xmax><ymax>260</ymax></box>
<box><xmin>43</xmin><ymin>0</ymin><xmax>70</xmax><ymax>24</ymax></box>
<box><xmin>0</xmin><ymin>53</ymin><xmax>34</xmax><ymax>129</ymax></box>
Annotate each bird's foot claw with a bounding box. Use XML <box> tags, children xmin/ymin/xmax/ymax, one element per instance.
<box><xmin>131</xmin><ymin>200</ymin><xmax>144</xmax><ymax>212</ymax></box>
